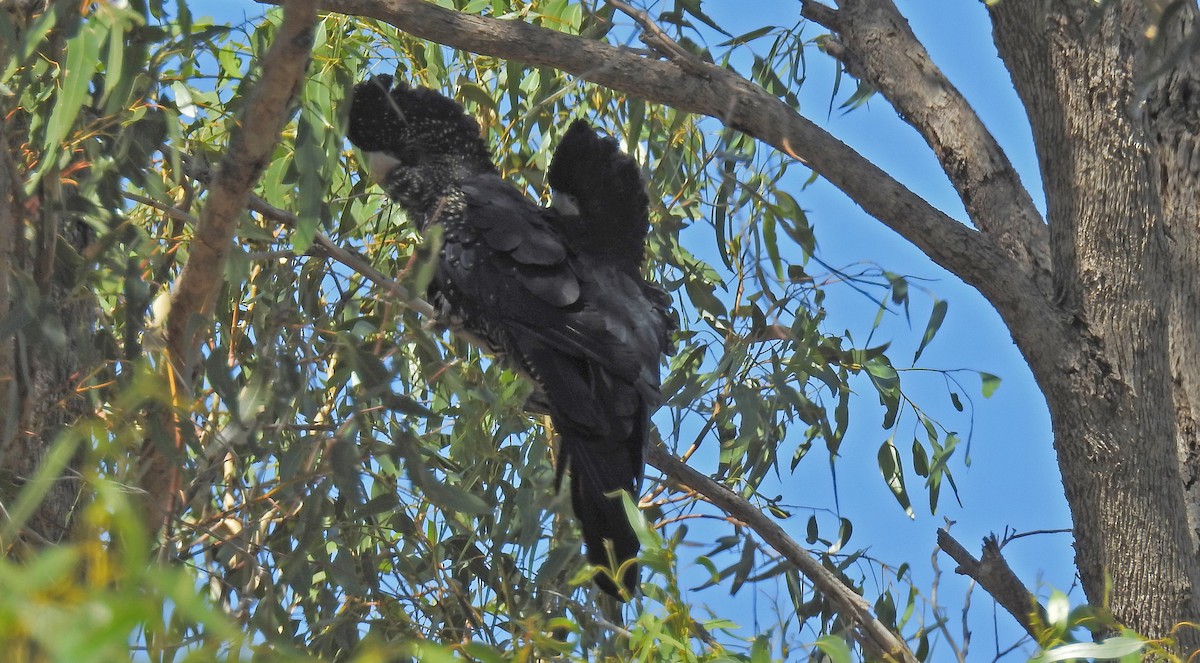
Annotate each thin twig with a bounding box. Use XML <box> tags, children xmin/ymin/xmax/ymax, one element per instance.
<box><xmin>605</xmin><ymin>0</ymin><xmax>709</xmax><ymax>76</ymax></box>
<box><xmin>1002</xmin><ymin>528</ymin><xmax>1072</xmax><ymax>545</ymax></box>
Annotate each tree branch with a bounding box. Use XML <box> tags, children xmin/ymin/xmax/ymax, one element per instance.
<box><xmin>810</xmin><ymin>0</ymin><xmax>1051</xmax><ymax>287</ymax></box>
<box><xmin>647</xmin><ymin>444</ymin><xmax>917</xmax><ymax>663</ymax></box>
<box><xmin>274</xmin><ymin>0</ymin><xmax>1065</xmax><ymax>369</ymax></box>
<box><xmin>605</xmin><ymin>0</ymin><xmax>709</xmax><ymax>75</ymax></box>
<box><xmin>142</xmin><ymin>0</ymin><xmax>319</xmax><ymax>534</ymax></box>
<box><xmin>170</xmin><ymin>161</ymin><xmax>438</xmax><ymax>318</ymax></box>
<box><xmin>936</xmin><ymin>528</ymin><xmax>1044</xmax><ymax>640</ymax></box>
<box><xmin>167</xmin><ymin>0</ymin><xmax>317</xmax><ymax>376</ymax></box>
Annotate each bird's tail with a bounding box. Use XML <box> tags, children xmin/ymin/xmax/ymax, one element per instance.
<box><xmin>561</xmin><ymin>410</ymin><xmax>647</xmax><ymax>599</ymax></box>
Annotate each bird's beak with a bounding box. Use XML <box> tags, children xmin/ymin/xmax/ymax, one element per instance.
<box><xmin>364</xmin><ymin>150</ymin><xmax>403</xmax><ymax>183</ymax></box>
<box><xmin>551</xmin><ymin>190</ymin><xmax>581</xmax><ymax>216</ymax></box>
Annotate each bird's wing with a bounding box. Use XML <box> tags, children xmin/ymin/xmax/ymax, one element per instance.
<box><xmin>547</xmin><ymin>121</ymin><xmax>650</xmax><ymax>274</ymax></box>
<box><xmin>440</xmin><ymin>175</ymin><xmax>660</xmax><ymax>389</ymax></box>
<box><xmin>436</xmin><ymin>174</ymin><xmax>664</xmax><ymax>429</ymax></box>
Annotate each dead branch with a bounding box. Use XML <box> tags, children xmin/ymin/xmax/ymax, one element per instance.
<box><xmin>936</xmin><ymin>527</ymin><xmax>1045</xmax><ymax>640</ymax></box>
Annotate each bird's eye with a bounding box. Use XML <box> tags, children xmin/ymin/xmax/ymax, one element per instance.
<box><xmin>397</xmin><ymin>145</ymin><xmax>422</xmax><ymax>165</ymax></box>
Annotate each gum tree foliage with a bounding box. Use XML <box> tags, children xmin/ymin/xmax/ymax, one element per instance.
<box><xmin>0</xmin><ymin>0</ymin><xmax>1181</xmax><ymax>661</ymax></box>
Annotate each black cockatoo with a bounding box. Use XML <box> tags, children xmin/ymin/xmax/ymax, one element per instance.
<box><xmin>346</xmin><ymin>75</ymin><xmax>673</xmax><ymax>599</ymax></box>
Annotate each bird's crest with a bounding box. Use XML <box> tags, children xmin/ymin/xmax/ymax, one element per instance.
<box><xmin>347</xmin><ymin>74</ymin><xmax>492</xmax><ymax>169</ymax></box>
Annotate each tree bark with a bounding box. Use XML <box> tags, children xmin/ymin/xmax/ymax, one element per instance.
<box><xmin>0</xmin><ymin>112</ymin><xmax>90</xmax><ymax>548</ymax></box>
<box><xmin>1143</xmin><ymin>1</ymin><xmax>1200</xmax><ymax>557</ymax></box>
<box><xmin>991</xmin><ymin>0</ymin><xmax>1200</xmax><ymax>645</ymax></box>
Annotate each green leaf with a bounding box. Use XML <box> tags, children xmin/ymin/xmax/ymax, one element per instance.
<box><xmin>405</xmin><ymin>449</ymin><xmax>491</xmax><ymax>516</ymax></box>
<box><xmin>622</xmin><ymin>491</ymin><xmax>661</xmax><ymax>549</ymax></box>
<box><xmin>717</xmin><ymin>25</ymin><xmax>776</xmax><ymax>47</ymax></box>
<box><xmin>409</xmin><ymin>642</ymin><xmax>460</xmax><ymax>663</ymax></box>
<box><xmin>828</xmin><ymin>517</ymin><xmax>852</xmax><ymax>554</ymax></box>
<box><xmin>1035</xmin><ymin>636</ymin><xmax>1146</xmax><ymax>662</ymax></box>
<box><xmin>813</xmin><ymin>635</ymin><xmax>853</xmax><ymax>663</ymax></box>
<box><xmin>913</xmin><ymin>299</ymin><xmax>947</xmax><ymax>362</ymax></box>
<box><xmin>980</xmin><ymin>371</ymin><xmax>1002</xmax><ymax>397</ymax></box>
<box><xmin>729</xmin><ymin>538</ymin><xmax>757</xmax><ymax>595</ymax></box>
<box><xmin>865</xmin><ymin>357</ymin><xmax>898</xmax><ymax>386</ymax></box>
<box><xmin>762</xmin><ymin>210</ymin><xmax>784</xmax><ymax>281</ymax></box>
<box><xmin>877</xmin><ymin>439</ymin><xmax>914</xmax><ymax>518</ymax></box>
<box><xmin>911</xmin><ymin>439</ymin><xmax>929</xmax><ymax>477</ymax></box>
<box><xmin>749</xmin><ymin>634</ymin><xmax>770</xmax><ymax>663</ymax></box>
<box><xmin>677</xmin><ymin>0</ymin><xmax>732</xmax><ymax>36</ymax></box>
<box><xmin>35</xmin><ymin>18</ymin><xmax>104</xmax><ymax>189</ymax></box>
<box><xmin>867</xmin><ymin>357</ymin><xmax>900</xmax><ymax>429</ymax></box>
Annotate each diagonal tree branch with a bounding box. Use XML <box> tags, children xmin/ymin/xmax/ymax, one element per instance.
<box><xmin>167</xmin><ymin>0</ymin><xmax>318</xmax><ymax>376</ymax></box>
<box><xmin>647</xmin><ymin>444</ymin><xmax>917</xmax><ymax>663</ymax></box>
<box><xmin>266</xmin><ymin>0</ymin><xmax>1066</xmax><ymax>364</ymax></box>
<box><xmin>141</xmin><ymin>0</ymin><xmax>320</xmax><ymax>535</ymax></box>
<box><xmin>803</xmin><ymin>0</ymin><xmax>1051</xmax><ymax>288</ymax></box>
<box><xmin>936</xmin><ymin>528</ymin><xmax>1045</xmax><ymax>640</ymax></box>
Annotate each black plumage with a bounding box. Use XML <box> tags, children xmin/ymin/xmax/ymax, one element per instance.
<box><xmin>347</xmin><ymin>75</ymin><xmax>673</xmax><ymax>599</ymax></box>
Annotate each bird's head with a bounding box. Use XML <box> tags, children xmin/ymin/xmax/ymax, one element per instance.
<box><xmin>347</xmin><ymin>75</ymin><xmax>495</xmax><ymax>212</ymax></box>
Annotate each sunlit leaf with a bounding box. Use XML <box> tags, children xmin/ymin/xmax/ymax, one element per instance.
<box><xmin>1035</xmin><ymin>636</ymin><xmax>1146</xmax><ymax>662</ymax></box>
<box><xmin>913</xmin><ymin>299</ymin><xmax>947</xmax><ymax>362</ymax></box>
<box><xmin>981</xmin><ymin>371</ymin><xmax>1002</xmax><ymax>397</ymax></box>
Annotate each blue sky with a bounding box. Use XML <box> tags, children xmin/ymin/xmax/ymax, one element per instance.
<box><xmin>198</xmin><ymin>0</ymin><xmax>1073</xmax><ymax>658</ymax></box>
<box><xmin>727</xmin><ymin>0</ymin><xmax>1073</xmax><ymax>657</ymax></box>
<box><xmin>657</xmin><ymin>0</ymin><xmax>1073</xmax><ymax>656</ymax></box>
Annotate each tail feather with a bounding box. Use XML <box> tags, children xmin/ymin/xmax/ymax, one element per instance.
<box><xmin>559</xmin><ymin>396</ymin><xmax>648</xmax><ymax>598</ymax></box>
<box><xmin>561</xmin><ymin>410</ymin><xmax>646</xmax><ymax>599</ymax></box>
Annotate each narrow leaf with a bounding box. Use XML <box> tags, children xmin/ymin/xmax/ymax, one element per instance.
<box><xmin>1036</xmin><ymin>636</ymin><xmax>1145</xmax><ymax>662</ymax></box>
<box><xmin>913</xmin><ymin>299</ymin><xmax>947</xmax><ymax>362</ymax></box>
<box><xmin>877</xmin><ymin>439</ymin><xmax>914</xmax><ymax>518</ymax></box>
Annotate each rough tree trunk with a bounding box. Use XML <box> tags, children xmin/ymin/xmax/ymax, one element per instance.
<box><xmin>991</xmin><ymin>1</ymin><xmax>1200</xmax><ymax>645</ymax></box>
<box><xmin>0</xmin><ymin>119</ymin><xmax>91</xmax><ymax>548</ymax></box>
<box><xmin>1145</xmin><ymin>4</ymin><xmax>1200</xmax><ymax>557</ymax></box>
